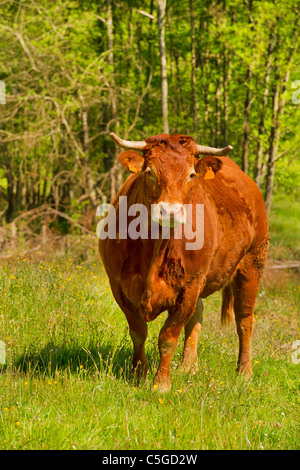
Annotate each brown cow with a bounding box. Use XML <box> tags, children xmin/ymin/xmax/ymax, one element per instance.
<box><xmin>98</xmin><ymin>132</ymin><xmax>269</xmax><ymax>392</ymax></box>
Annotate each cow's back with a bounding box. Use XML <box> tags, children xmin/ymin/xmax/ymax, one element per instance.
<box><xmin>198</xmin><ymin>157</ymin><xmax>269</xmax><ymax>296</ymax></box>
<box><xmin>216</xmin><ymin>157</ymin><xmax>268</xmax><ymax>245</ymax></box>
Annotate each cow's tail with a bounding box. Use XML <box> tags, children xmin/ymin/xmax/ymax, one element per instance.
<box><xmin>221</xmin><ymin>284</ymin><xmax>234</xmax><ymax>326</ymax></box>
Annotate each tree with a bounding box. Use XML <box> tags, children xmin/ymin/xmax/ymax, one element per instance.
<box><xmin>0</xmin><ymin>0</ymin><xmax>299</xmax><ymax>230</ymax></box>
<box><xmin>190</xmin><ymin>0</ymin><xmax>198</xmax><ymax>136</ymax></box>
<box><xmin>157</xmin><ymin>0</ymin><xmax>169</xmax><ymax>133</ymax></box>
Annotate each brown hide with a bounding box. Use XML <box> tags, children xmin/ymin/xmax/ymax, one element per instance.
<box><xmin>99</xmin><ymin>133</ymin><xmax>269</xmax><ymax>391</ymax></box>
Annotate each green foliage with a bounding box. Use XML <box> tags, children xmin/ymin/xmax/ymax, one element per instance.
<box><xmin>0</xmin><ymin>0</ymin><xmax>299</xmax><ymax>225</ymax></box>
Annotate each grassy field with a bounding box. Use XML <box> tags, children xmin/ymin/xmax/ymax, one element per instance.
<box><xmin>0</xmin><ymin>222</ymin><xmax>299</xmax><ymax>450</ymax></box>
<box><xmin>269</xmin><ymin>198</ymin><xmax>300</xmax><ymax>260</ymax></box>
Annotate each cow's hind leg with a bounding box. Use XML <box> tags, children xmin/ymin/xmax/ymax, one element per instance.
<box><xmin>232</xmin><ymin>254</ymin><xmax>262</xmax><ymax>377</ymax></box>
<box><xmin>180</xmin><ymin>298</ymin><xmax>203</xmax><ymax>372</ymax></box>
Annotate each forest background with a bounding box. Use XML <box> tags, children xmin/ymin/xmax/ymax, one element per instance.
<box><xmin>0</xmin><ymin>0</ymin><xmax>299</xmax><ymax>256</ymax></box>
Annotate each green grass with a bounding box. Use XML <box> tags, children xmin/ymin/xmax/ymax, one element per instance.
<box><xmin>0</xmin><ymin>244</ymin><xmax>299</xmax><ymax>450</ymax></box>
<box><xmin>269</xmin><ymin>198</ymin><xmax>300</xmax><ymax>260</ymax></box>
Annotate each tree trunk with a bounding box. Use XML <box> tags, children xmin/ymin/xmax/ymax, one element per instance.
<box><xmin>106</xmin><ymin>0</ymin><xmax>123</xmax><ymax>201</ymax></box>
<box><xmin>255</xmin><ymin>28</ymin><xmax>275</xmax><ymax>190</ymax></box>
<box><xmin>79</xmin><ymin>93</ymin><xmax>97</xmax><ymax>208</ymax></box>
<box><xmin>264</xmin><ymin>68</ymin><xmax>290</xmax><ymax>216</ymax></box>
<box><xmin>190</xmin><ymin>0</ymin><xmax>198</xmax><ymax>136</ymax></box>
<box><xmin>203</xmin><ymin>46</ymin><xmax>212</xmax><ymax>142</ymax></box>
<box><xmin>241</xmin><ymin>0</ymin><xmax>253</xmax><ymax>174</ymax></box>
<box><xmin>157</xmin><ymin>0</ymin><xmax>169</xmax><ymax>134</ymax></box>
<box><xmin>143</xmin><ymin>0</ymin><xmax>155</xmax><ymax>127</ymax></box>
<box><xmin>4</xmin><ymin>145</ymin><xmax>14</xmax><ymax>223</ymax></box>
<box><xmin>168</xmin><ymin>9</ymin><xmax>184</xmax><ymax>122</ymax></box>
<box><xmin>215</xmin><ymin>52</ymin><xmax>222</xmax><ymax>148</ymax></box>
<box><xmin>241</xmin><ymin>67</ymin><xmax>252</xmax><ymax>174</ymax></box>
<box><xmin>222</xmin><ymin>8</ymin><xmax>235</xmax><ymax>144</ymax></box>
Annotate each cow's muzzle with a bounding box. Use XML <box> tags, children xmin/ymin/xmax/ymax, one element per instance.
<box><xmin>152</xmin><ymin>202</ymin><xmax>186</xmax><ymax>227</ymax></box>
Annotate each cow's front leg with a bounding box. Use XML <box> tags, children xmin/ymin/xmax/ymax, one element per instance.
<box><xmin>154</xmin><ymin>290</ymin><xmax>199</xmax><ymax>392</ymax></box>
<box><xmin>180</xmin><ymin>298</ymin><xmax>203</xmax><ymax>372</ymax></box>
<box><xmin>127</xmin><ymin>312</ymin><xmax>149</xmax><ymax>379</ymax></box>
<box><xmin>110</xmin><ymin>282</ymin><xmax>148</xmax><ymax>379</ymax></box>
<box><xmin>154</xmin><ymin>320</ymin><xmax>182</xmax><ymax>392</ymax></box>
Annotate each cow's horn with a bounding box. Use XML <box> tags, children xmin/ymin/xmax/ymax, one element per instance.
<box><xmin>110</xmin><ymin>132</ymin><xmax>147</xmax><ymax>150</ymax></box>
<box><xmin>196</xmin><ymin>144</ymin><xmax>233</xmax><ymax>156</ymax></box>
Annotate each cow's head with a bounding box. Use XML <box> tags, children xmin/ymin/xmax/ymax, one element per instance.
<box><xmin>111</xmin><ymin>132</ymin><xmax>233</xmax><ymax>227</ymax></box>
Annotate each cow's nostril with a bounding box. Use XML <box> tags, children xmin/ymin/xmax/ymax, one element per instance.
<box><xmin>157</xmin><ymin>202</ymin><xmax>186</xmax><ymax>223</ymax></box>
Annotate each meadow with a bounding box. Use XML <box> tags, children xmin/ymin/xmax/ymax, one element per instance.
<box><xmin>0</xmin><ymin>203</ymin><xmax>299</xmax><ymax>450</ymax></box>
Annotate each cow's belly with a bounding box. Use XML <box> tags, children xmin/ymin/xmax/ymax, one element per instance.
<box><xmin>200</xmin><ymin>272</ymin><xmax>233</xmax><ymax>298</ymax></box>
<box><xmin>200</xmin><ymin>235</ymin><xmax>251</xmax><ymax>297</ymax></box>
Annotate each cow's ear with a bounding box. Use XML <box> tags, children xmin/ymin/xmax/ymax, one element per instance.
<box><xmin>118</xmin><ymin>151</ymin><xmax>144</xmax><ymax>173</ymax></box>
<box><xmin>195</xmin><ymin>157</ymin><xmax>223</xmax><ymax>179</ymax></box>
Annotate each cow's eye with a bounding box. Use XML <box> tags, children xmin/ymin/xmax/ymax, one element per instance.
<box><xmin>189</xmin><ymin>171</ymin><xmax>197</xmax><ymax>179</ymax></box>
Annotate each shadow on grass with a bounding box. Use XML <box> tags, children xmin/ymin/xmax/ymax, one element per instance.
<box><xmin>13</xmin><ymin>339</ymin><xmax>137</xmax><ymax>382</ymax></box>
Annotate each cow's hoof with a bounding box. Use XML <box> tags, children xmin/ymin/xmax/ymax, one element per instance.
<box><xmin>131</xmin><ymin>363</ymin><xmax>149</xmax><ymax>384</ymax></box>
<box><xmin>153</xmin><ymin>378</ymin><xmax>171</xmax><ymax>393</ymax></box>
<box><xmin>179</xmin><ymin>359</ymin><xmax>198</xmax><ymax>373</ymax></box>
<box><xmin>236</xmin><ymin>363</ymin><xmax>253</xmax><ymax>379</ymax></box>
